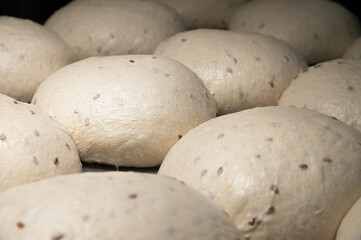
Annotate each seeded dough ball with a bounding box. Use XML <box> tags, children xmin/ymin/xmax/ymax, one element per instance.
<box><xmin>279</xmin><ymin>59</ymin><xmax>361</xmax><ymax>132</ymax></box>
<box><xmin>0</xmin><ymin>171</ymin><xmax>243</xmax><ymax>240</ymax></box>
<box><xmin>32</xmin><ymin>55</ymin><xmax>217</xmax><ymax>167</ymax></box>
<box><xmin>0</xmin><ymin>94</ymin><xmax>81</xmax><ymax>191</ymax></box>
<box><xmin>154</xmin><ymin>29</ymin><xmax>306</xmax><ymax>114</ymax></box>
<box><xmin>0</xmin><ymin>16</ymin><xmax>74</xmax><ymax>102</ymax></box>
<box><xmin>45</xmin><ymin>0</ymin><xmax>185</xmax><ymax>60</ymax></box>
<box><xmin>336</xmin><ymin>196</ymin><xmax>361</xmax><ymax>240</ymax></box>
<box><xmin>229</xmin><ymin>0</ymin><xmax>361</xmax><ymax>64</ymax></box>
<box><xmin>154</xmin><ymin>0</ymin><xmax>247</xmax><ymax>29</ymax></box>
<box><xmin>343</xmin><ymin>37</ymin><xmax>361</xmax><ymax>59</ymax></box>
<box><xmin>159</xmin><ymin>106</ymin><xmax>361</xmax><ymax>240</ymax></box>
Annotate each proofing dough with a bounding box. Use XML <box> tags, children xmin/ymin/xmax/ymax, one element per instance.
<box><xmin>154</xmin><ymin>0</ymin><xmax>247</xmax><ymax>29</ymax></box>
<box><xmin>336</xmin><ymin>196</ymin><xmax>361</xmax><ymax>240</ymax></box>
<box><xmin>343</xmin><ymin>37</ymin><xmax>361</xmax><ymax>59</ymax></box>
<box><xmin>154</xmin><ymin>29</ymin><xmax>306</xmax><ymax>114</ymax></box>
<box><xmin>0</xmin><ymin>171</ymin><xmax>243</xmax><ymax>240</ymax></box>
<box><xmin>159</xmin><ymin>106</ymin><xmax>361</xmax><ymax>240</ymax></box>
<box><xmin>45</xmin><ymin>0</ymin><xmax>185</xmax><ymax>60</ymax></box>
<box><xmin>32</xmin><ymin>55</ymin><xmax>217</xmax><ymax>167</ymax></box>
<box><xmin>0</xmin><ymin>16</ymin><xmax>74</xmax><ymax>102</ymax></box>
<box><xmin>279</xmin><ymin>59</ymin><xmax>361</xmax><ymax>132</ymax></box>
<box><xmin>229</xmin><ymin>0</ymin><xmax>361</xmax><ymax>64</ymax></box>
<box><xmin>0</xmin><ymin>94</ymin><xmax>81</xmax><ymax>191</ymax></box>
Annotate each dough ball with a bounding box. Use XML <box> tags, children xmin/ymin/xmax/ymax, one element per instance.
<box><xmin>154</xmin><ymin>29</ymin><xmax>306</xmax><ymax>114</ymax></box>
<box><xmin>343</xmin><ymin>36</ymin><xmax>361</xmax><ymax>59</ymax></box>
<box><xmin>279</xmin><ymin>59</ymin><xmax>361</xmax><ymax>132</ymax></box>
<box><xmin>0</xmin><ymin>171</ymin><xmax>243</xmax><ymax>240</ymax></box>
<box><xmin>45</xmin><ymin>0</ymin><xmax>186</xmax><ymax>60</ymax></box>
<box><xmin>229</xmin><ymin>0</ymin><xmax>361</xmax><ymax>64</ymax></box>
<box><xmin>336</xmin><ymin>196</ymin><xmax>361</xmax><ymax>240</ymax></box>
<box><xmin>32</xmin><ymin>55</ymin><xmax>217</xmax><ymax>167</ymax></box>
<box><xmin>0</xmin><ymin>94</ymin><xmax>81</xmax><ymax>191</ymax></box>
<box><xmin>0</xmin><ymin>16</ymin><xmax>75</xmax><ymax>102</ymax></box>
<box><xmin>154</xmin><ymin>0</ymin><xmax>247</xmax><ymax>29</ymax></box>
<box><xmin>159</xmin><ymin>106</ymin><xmax>361</xmax><ymax>240</ymax></box>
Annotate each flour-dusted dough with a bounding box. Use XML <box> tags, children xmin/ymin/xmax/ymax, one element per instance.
<box><xmin>343</xmin><ymin>37</ymin><xmax>361</xmax><ymax>59</ymax></box>
<box><xmin>32</xmin><ymin>55</ymin><xmax>217</xmax><ymax>167</ymax></box>
<box><xmin>154</xmin><ymin>0</ymin><xmax>247</xmax><ymax>29</ymax></box>
<box><xmin>279</xmin><ymin>59</ymin><xmax>361</xmax><ymax>132</ymax></box>
<box><xmin>154</xmin><ymin>29</ymin><xmax>306</xmax><ymax>114</ymax></box>
<box><xmin>229</xmin><ymin>0</ymin><xmax>361</xmax><ymax>64</ymax></box>
<box><xmin>45</xmin><ymin>0</ymin><xmax>185</xmax><ymax>60</ymax></box>
<box><xmin>159</xmin><ymin>106</ymin><xmax>361</xmax><ymax>240</ymax></box>
<box><xmin>0</xmin><ymin>16</ymin><xmax>74</xmax><ymax>102</ymax></box>
<box><xmin>336</xmin><ymin>196</ymin><xmax>361</xmax><ymax>240</ymax></box>
<box><xmin>0</xmin><ymin>171</ymin><xmax>244</xmax><ymax>240</ymax></box>
<box><xmin>0</xmin><ymin>94</ymin><xmax>81</xmax><ymax>191</ymax></box>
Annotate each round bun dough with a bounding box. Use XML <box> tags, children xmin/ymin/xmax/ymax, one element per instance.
<box><xmin>154</xmin><ymin>29</ymin><xmax>307</xmax><ymax>114</ymax></box>
<box><xmin>0</xmin><ymin>16</ymin><xmax>75</xmax><ymax>102</ymax></box>
<box><xmin>343</xmin><ymin>37</ymin><xmax>361</xmax><ymax>59</ymax></box>
<box><xmin>32</xmin><ymin>55</ymin><xmax>217</xmax><ymax>167</ymax></box>
<box><xmin>279</xmin><ymin>59</ymin><xmax>361</xmax><ymax>132</ymax></box>
<box><xmin>0</xmin><ymin>94</ymin><xmax>81</xmax><ymax>191</ymax></box>
<box><xmin>159</xmin><ymin>106</ymin><xmax>361</xmax><ymax>240</ymax></box>
<box><xmin>229</xmin><ymin>0</ymin><xmax>361</xmax><ymax>64</ymax></box>
<box><xmin>0</xmin><ymin>171</ymin><xmax>243</xmax><ymax>240</ymax></box>
<box><xmin>336</xmin><ymin>196</ymin><xmax>361</xmax><ymax>240</ymax></box>
<box><xmin>45</xmin><ymin>0</ymin><xmax>185</xmax><ymax>60</ymax></box>
<box><xmin>154</xmin><ymin>0</ymin><xmax>247</xmax><ymax>29</ymax></box>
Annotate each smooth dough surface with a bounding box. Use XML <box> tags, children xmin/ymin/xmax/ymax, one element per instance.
<box><xmin>154</xmin><ymin>0</ymin><xmax>247</xmax><ymax>29</ymax></box>
<box><xmin>229</xmin><ymin>0</ymin><xmax>361</xmax><ymax>64</ymax></box>
<box><xmin>0</xmin><ymin>94</ymin><xmax>81</xmax><ymax>191</ymax></box>
<box><xmin>343</xmin><ymin>37</ymin><xmax>361</xmax><ymax>59</ymax></box>
<box><xmin>336</xmin><ymin>196</ymin><xmax>361</xmax><ymax>240</ymax></box>
<box><xmin>279</xmin><ymin>59</ymin><xmax>361</xmax><ymax>132</ymax></box>
<box><xmin>159</xmin><ymin>106</ymin><xmax>361</xmax><ymax>240</ymax></box>
<box><xmin>0</xmin><ymin>16</ymin><xmax>75</xmax><ymax>102</ymax></box>
<box><xmin>32</xmin><ymin>55</ymin><xmax>217</xmax><ymax>167</ymax></box>
<box><xmin>0</xmin><ymin>171</ymin><xmax>243</xmax><ymax>240</ymax></box>
<box><xmin>154</xmin><ymin>29</ymin><xmax>306</xmax><ymax>114</ymax></box>
<box><xmin>45</xmin><ymin>0</ymin><xmax>185</xmax><ymax>60</ymax></box>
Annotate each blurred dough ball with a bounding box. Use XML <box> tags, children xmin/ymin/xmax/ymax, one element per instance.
<box><xmin>159</xmin><ymin>106</ymin><xmax>361</xmax><ymax>240</ymax></box>
<box><xmin>343</xmin><ymin>37</ymin><xmax>361</xmax><ymax>59</ymax></box>
<box><xmin>0</xmin><ymin>171</ymin><xmax>243</xmax><ymax>240</ymax></box>
<box><xmin>0</xmin><ymin>16</ymin><xmax>75</xmax><ymax>102</ymax></box>
<box><xmin>154</xmin><ymin>0</ymin><xmax>248</xmax><ymax>29</ymax></box>
<box><xmin>0</xmin><ymin>94</ymin><xmax>81</xmax><ymax>191</ymax></box>
<box><xmin>336</xmin><ymin>196</ymin><xmax>361</xmax><ymax>240</ymax></box>
<box><xmin>279</xmin><ymin>59</ymin><xmax>361</xmax><ymax>132</ymax></box>
<box><xmin>154</xmin><ymin>29</ymin><xmax>306</xmax><ymax>114</ymax></box>
<box><xmin>45</xmin><ymin>0</ymin><xmax>186</xmax><ymax>60</ymax></box>
<box><xmin>32</xmin><ymin>55</ymin><xmax>217</xmax><ymax>167</ymax></box>
<box><xmin>229</xmin><ymin>0</ymin><xmax>361</xmax><ymax>64</ymax></box>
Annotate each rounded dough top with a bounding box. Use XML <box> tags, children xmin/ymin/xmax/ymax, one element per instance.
<box><xmin>45</xmin><ymin>0</ymin><xmax>186</xmax><ymax>60</ymax></box>
<box><xmin>279</xmin><ymin>59</ymin><xmax>361</xmax><ymax>132</ymax></box>
<box><xmin>159</xmin><ymin>106</ymin><xmax>361</xmax><ymax>240</ymax></box>
<box><xmin>229</xmin><ymin>0</ymin><xmax>361</xmax><ymax>64</ymax></box>
<box><xmin>0</xmin><ymin>94</ymin><xmax>81</xmax><ymax>191</ymax></box>
<box><xmin>32</xmin><ymin>55</ymin><xmax>217</xmax><ymax>167</ymax></box>
<box><xmin>336</xmin><ymin>196</ymin><xmax>361</xmax><ymax>240</ymax></box>
<box><xmin>0</xmin><ymin>171</ymin><xmax>243</xmax><ymax>240</ymax></box>
<box><xmin>0</xmin><ymin>16</ymin><xmax>75</xmax><ymax>102</ymax></box>
<box><xmin>154</xmin><ymin>0</ymin><xmax>247</xmax><ymax>29</ymax></box>
<box><xmin>343</xmin><ymin>36</ymin><xmax>361</xmax><ymax>59</ymax></box>
<box><xmin>154</xmin><ymin>29</ymin><xmax>306</xmax><ymax>114</ymax></box>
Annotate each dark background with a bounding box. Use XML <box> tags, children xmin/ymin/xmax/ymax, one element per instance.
<box><xmin>0</xmin><ymin>0</ymin><xmax>360</xmax><ymax>25</ymax></box>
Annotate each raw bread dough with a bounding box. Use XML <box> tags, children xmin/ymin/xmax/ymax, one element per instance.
<box><xmin>154</xmin><ymin>29</ymin><xmax>306</xmax><ymax>114</ymax></box>
<box><xmin>336</xmin><ymin>196</ymin><xmax>361</xmax><ymax>240</ymax></box>
<box><xmin>45</xmin><ymin>0</ymin><xmax>186</xmax><ymax>60</ymax></box>
<box><xmin>0</xmin><ymin>171</ymin><xmax>243</xmax><ymax>240</ymax></box>
<box><xmin>0</xmin><ymin>94</ymin><xmax>81</xmax><ymax>191</ymax></box>
<box><xmin>0</xmin><ymin>16</ymin><xmax>74</xmax><ymax>102</ymax></box>
<box><xmin>159</xmin><ymin>106</ymin><xmax>361</xmax><ymax>240</ymax></box>
<box><xmin>229</xmin><ymin>0</ymin><xmax>361</xmax><ymax>64</ymax></box>
<box><xmin>32</xmin><ymin>55</ymin><xmax>217</xmax><ymax>167</ymax></box>
<box><xmin>279</xmin><ymin>59</ymin><xmax>361</xmax><ymax>132</ymax></box>
<box><xmin>343</xmin><ymin>37</ymin><xmax>361</xmax><ymax>59</ymax></box>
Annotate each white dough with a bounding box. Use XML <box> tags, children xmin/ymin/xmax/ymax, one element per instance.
<box><xmin>336</xmin><ymin>196</ymin><xmax>361</xmax><ymax>240</ymax></box>
<box><xmin>343</xmin><ymin>37</ymin><xmax>361</xmax><ymax>59</ymax></box>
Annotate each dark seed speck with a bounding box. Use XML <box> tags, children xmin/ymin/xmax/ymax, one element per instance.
<box><xmin>270</xmin><ymin>184</ymin><xmax>279</xmax><ymax>194</ymax></box>
<box><xmin>323</xmin><ymin>158</ymin><xmax>332</xmax><ymax>163</ymax></box>
<box><xmin>299</xmin><ymin>163</ymin><xmax>308</xmax><ymax>170</ymax></box>
<box><xmin>128</xmin><ymin>193</ymin><xmax>137</xmax><ymax>199</ymax></box>
<box><xmin>16</xmin><ymin>222</ymin><xmax>24</xmax><ymax>229</ymax></box>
